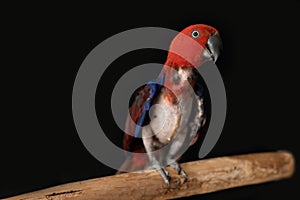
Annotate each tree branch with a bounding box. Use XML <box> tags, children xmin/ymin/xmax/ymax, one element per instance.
<box><xmin>5</xmin><ymin>151</ymin><xmax>295</xmax><ymax>200</ymax></box>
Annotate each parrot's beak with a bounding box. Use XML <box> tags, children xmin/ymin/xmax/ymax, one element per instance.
<box><xmin>203</xmin><ymin>33</ymin><xmax>223</xmax><ymax>63</ymax></box>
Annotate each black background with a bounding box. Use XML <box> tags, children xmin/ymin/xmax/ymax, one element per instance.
<box><xmin>1</xmin><ymin>2</ymin><xmax>299</xmax><ymax>199</ymax></box>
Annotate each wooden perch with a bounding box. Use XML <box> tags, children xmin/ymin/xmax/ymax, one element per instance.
<box><xmin>5</xmin><ymin>151</ymin><xmax>294</xmax><ymax>200</ymax></box>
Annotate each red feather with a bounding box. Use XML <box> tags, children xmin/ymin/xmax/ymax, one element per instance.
<box><xmin>118</xmin><ymin>24</ymin><xmax>218</xmax><ymax>172</ymax></box>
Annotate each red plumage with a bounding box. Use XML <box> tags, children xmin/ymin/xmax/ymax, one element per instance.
<box><xmin>118</xmin><ymin>24</ymin><xmax>221</xmax><ymax>178</ymax></box>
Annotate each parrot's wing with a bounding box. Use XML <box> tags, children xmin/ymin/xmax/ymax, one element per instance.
<box><xmin>189</xmin><ymin>80</ymin><xmax>206</xmax><ymax>146</ymax></box>
<box><xmin>123</xmin><ymin>82</ymin><xmax>160</xmax><ymax>152</ymax></box>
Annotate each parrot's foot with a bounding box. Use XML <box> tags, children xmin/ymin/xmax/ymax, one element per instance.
<box><xmin>178</xmin><ymin>167</ymin><xmax>188</xmax><ymax>182</ymax></box>
<box><xmin>156</xmin><ymin>167</ymin><xmax>170</xmax><ymax>186</ymax></box>
<box><xmin>170</xmin><ymin>162</ymin><xmax>188</xmax><ymax>182</ymax></box>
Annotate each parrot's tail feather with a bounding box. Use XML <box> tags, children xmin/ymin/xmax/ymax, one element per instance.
<box><xmin>116</xmin><ymin>155</ymin><xmax>149</xmax><ymax>174</ymax></box>
<box><xmin>116</xmin><ymin>159</ymin><xmax>132</xmax><ymax>174</ymax></box>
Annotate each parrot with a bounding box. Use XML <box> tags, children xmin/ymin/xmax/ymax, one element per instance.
<box><xmin>117</xmin><ymin>24</ymin><xmax>223</xmax><ymax>186</ymax></box>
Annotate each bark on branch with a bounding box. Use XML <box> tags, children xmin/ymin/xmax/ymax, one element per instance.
<box><xmin>5</xmin><ymin>151</ymin><xmax>295</xmax><ymax>200</ymax></box>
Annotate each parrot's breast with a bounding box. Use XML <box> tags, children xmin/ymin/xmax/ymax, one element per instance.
<box><xmin>149</xmin><ymin>94</ymin><xmax>183</xmax><ymax>144</ymax></box>
<box><xmin>148</xmin><ymin>67</ymin><xmax>202</xmax><ymax>146</ymax></box>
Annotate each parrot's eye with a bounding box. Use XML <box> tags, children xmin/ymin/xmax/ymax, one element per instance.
<box><xmin>191</xmin><ymin>30</ymin><xmax>200</xmax><ymax>38</ymax></box>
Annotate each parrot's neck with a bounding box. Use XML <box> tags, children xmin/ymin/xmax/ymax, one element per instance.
<box><xmin>159</xmin><ymin>60</ymin><xmax>198</xmax><ymax>104</ymax></box>
<box><xmin>165</xmin><ymin>52</ymin><xmax>196</xmax><ymax>68</ymax></box>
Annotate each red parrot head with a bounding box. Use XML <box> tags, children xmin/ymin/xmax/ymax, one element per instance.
<box><xmin>166</xmin><ymin>24</ymin><xmax>222</xmax><ymax>67</ymax></box>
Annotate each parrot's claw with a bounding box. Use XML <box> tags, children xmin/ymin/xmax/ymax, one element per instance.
<box><xmin>170</xmin><ymin>162</ymin><xmax>188</xmax><ymax>182</ymax></box>
<box><xmin>156</xmin><ymin>167</ymin><xmax>170</xmax><ymax>186</ymax></box>
<box><xmin>179</xmin><ymin>168</ymin><xmax>188</xmax><ymax>182</ymax></box>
